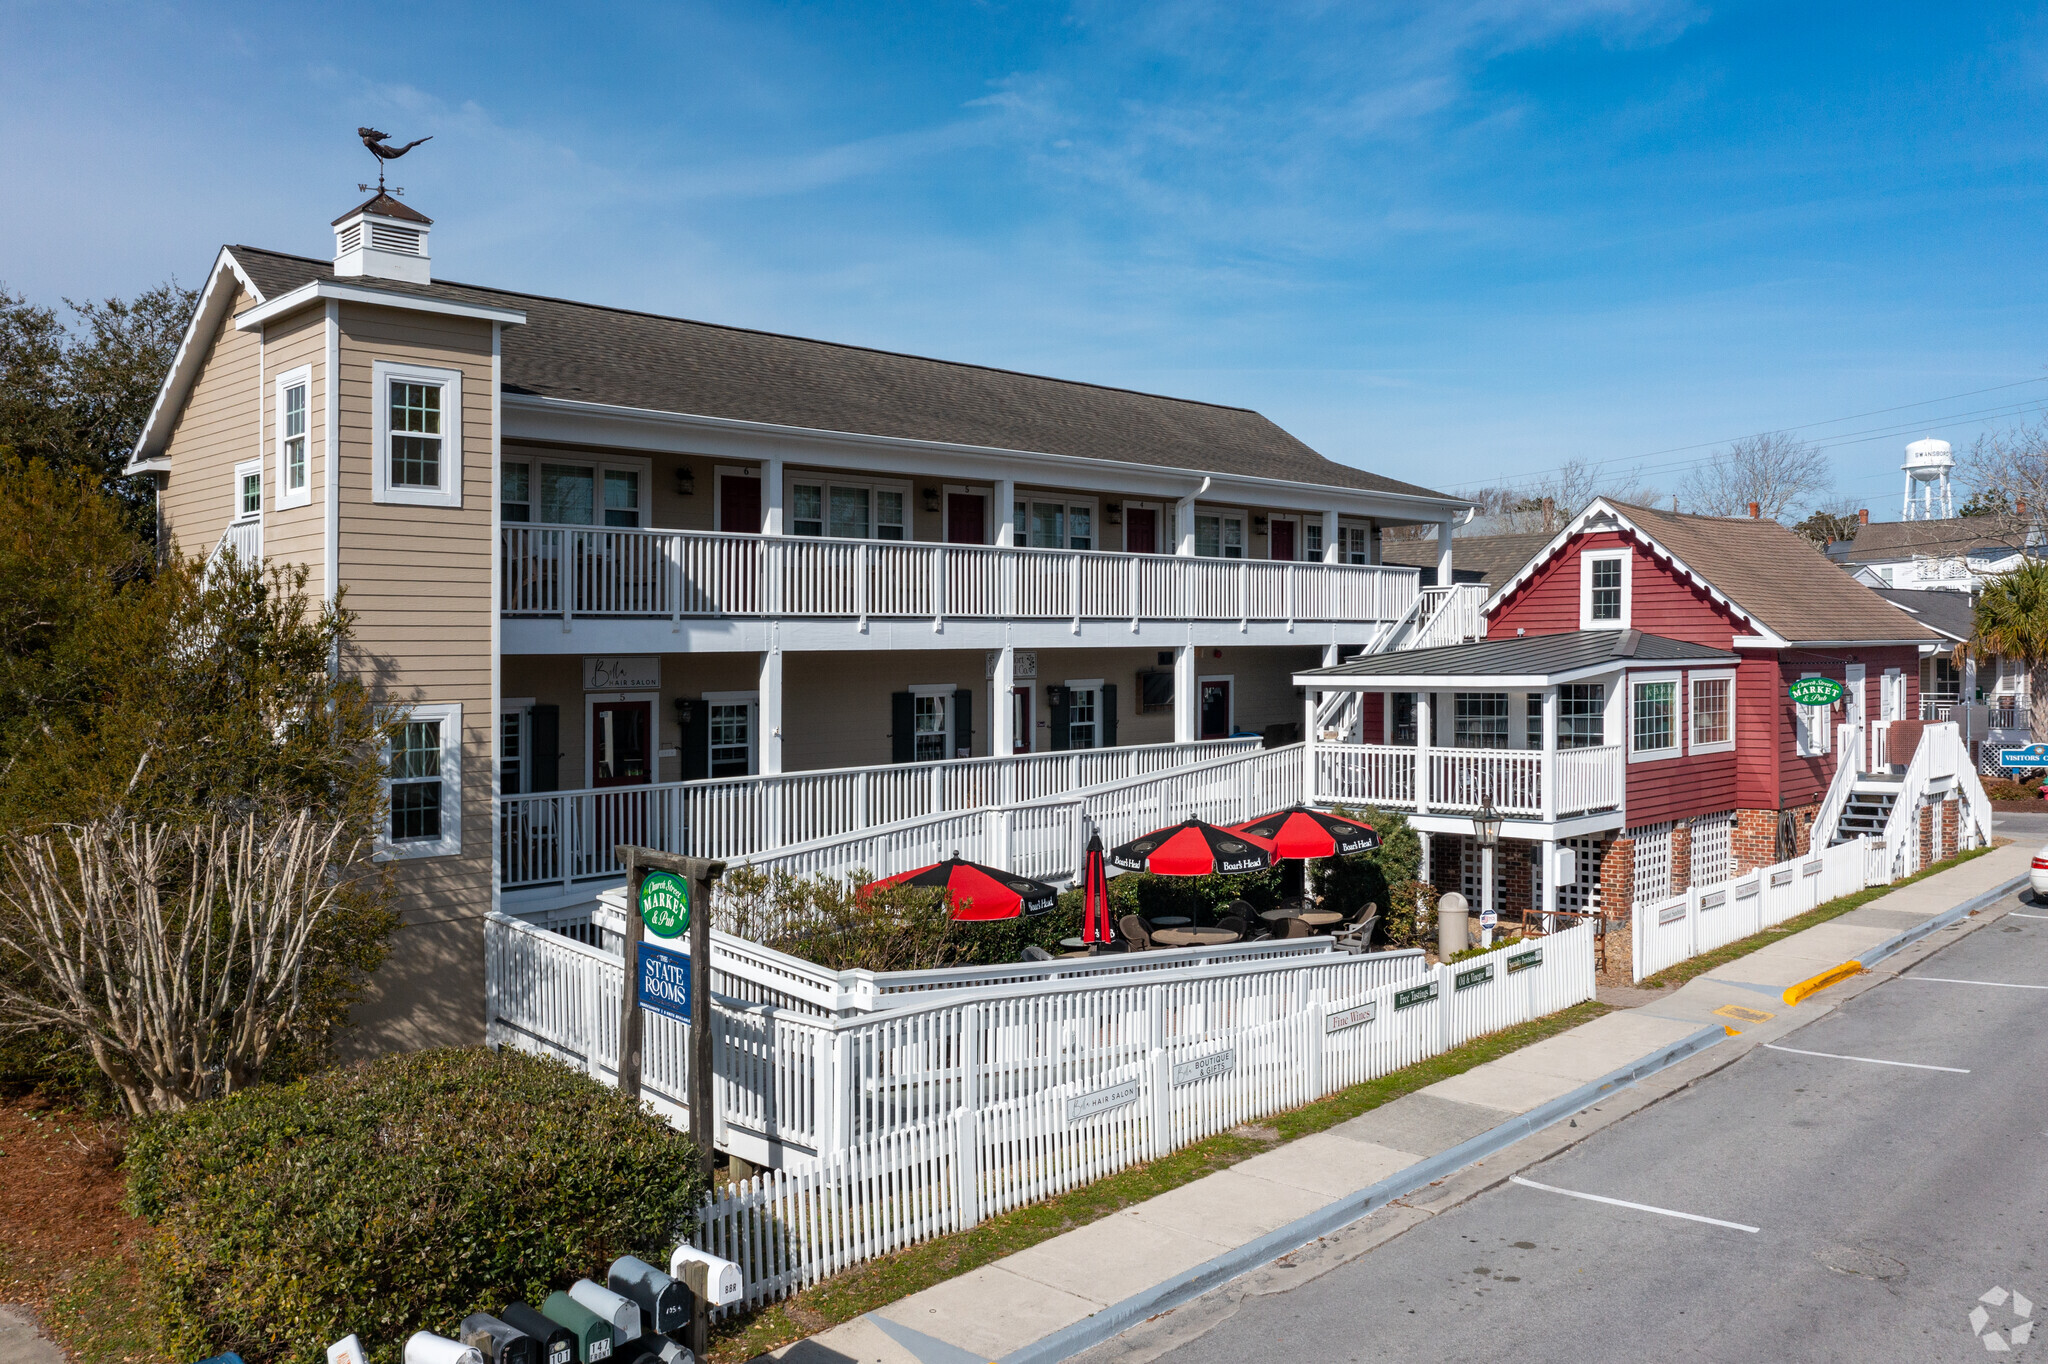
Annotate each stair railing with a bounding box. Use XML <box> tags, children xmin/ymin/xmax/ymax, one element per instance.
<box><xmin>1811</xmin><ymin>720</ymin><xmax>1862</xmax><ymax>850</ymax></box>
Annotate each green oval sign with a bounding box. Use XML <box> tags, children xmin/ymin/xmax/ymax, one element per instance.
<box><xmin>640</xmin><ymin>871</ymin><xmax>690</xmax><ymax>939</ymax></box>
<box><xmin>1787</xmin><ymin>677</ymin><xmax>1846</xmax><ymax>707</ymax></box>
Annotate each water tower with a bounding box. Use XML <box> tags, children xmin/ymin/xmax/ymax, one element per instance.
<box><xmin>1901</xmin><ymin>438</ymin><xmax>1954</xmax><ymax>521</ymax></box>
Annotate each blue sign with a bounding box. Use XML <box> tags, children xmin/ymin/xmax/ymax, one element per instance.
<box><xmin>1998</xmin><ymin>744</ymin><xmax>2048</xmax><ymax>769</ymax></box>
<box><xmin>637</xmin><ymin>942</ymin><xmax>692</xmax><ymax>1019</ymax></box>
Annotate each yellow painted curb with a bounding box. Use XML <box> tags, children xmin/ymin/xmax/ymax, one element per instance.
<box><xmin>1783</xmin><ymin>960</ymin><xmax>1864</xmax><ymax>1006</ymax></box>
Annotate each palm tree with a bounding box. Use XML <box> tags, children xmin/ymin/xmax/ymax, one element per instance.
<box><xmin>1974</xmin><ymin>559</ymin><xmax>2048</xmax><ymax>743</ymax></box>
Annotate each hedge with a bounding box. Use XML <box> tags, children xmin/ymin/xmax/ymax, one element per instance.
<box><xmin>125</xmin><ymin>1047</ymin><xmax>707</xmax><ymax>1364</ymax></box>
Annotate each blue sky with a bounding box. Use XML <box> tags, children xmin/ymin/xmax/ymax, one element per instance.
<box><xmin>6</xmin><ymin>1</ymin><xmax>2047</xmax><ymax>516</ymax></box>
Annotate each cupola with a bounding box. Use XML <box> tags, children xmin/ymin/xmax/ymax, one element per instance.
<box><xmin>332</xmin><ymin>192</ymin><xmax>433</xmax><ymax>283</ymax></box>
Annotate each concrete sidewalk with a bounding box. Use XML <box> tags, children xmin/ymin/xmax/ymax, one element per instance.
<box><xmin>761</xmin><ymin>843</ymin><xmax>2030</xmax><ymax>1364</ymax></box>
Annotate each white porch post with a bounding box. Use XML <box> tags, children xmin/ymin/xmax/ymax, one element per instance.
<box><xmin>1321</xmin><ymin>510</ymin><xmax>1341</xmax><ymax>563</ymax></box>
<box><xmin>1541</xmin><ymin>837</ymin><xmax>1559</xmax><ymax>932</ymax></box>
<box><xmin>1415</xmin><ymin>690</ymin><xmax>1432</xmax><ymax>815</ymax></box>
<box><xmin>762</xmin><ymin>456</ymin><xmax>785</xmax><ymax>536</ymax></box>
<box><xmin>1434</xmin><ymin>518</ymin><xmax>1454</xmax><ymax>586</ymax></box>
<box><xmin>1368</xmin><ymin>519</ymin><xmax>1382</xmax><ymax>566</ymax></box>
<box><xmin>1322</xmin><ymin>642</ymin><xmax>1341</xmax><ymax>667</ymax></box>
<box><xmin>1541</xmin><ymin>684</ymin><xmax>1558</xmax><ymax>821</ymax></box>
<box><xmin>1418</xmin><ymin>831</ymin><xmax>1432</xmax><ymax>886</ymax></box>
<box><xmin>1302</xmin><ymin>688</ymin><xmax>1317</xmax><ymax>805</ymax></box>
<box><xmin>991</xmin><ymin>644</ymin><xmax>1016</xmax><ymax>757</ymax></box>
<box><xmin>1174</xmin><ymin>643</ymin><xmax>1198</xmax><ymax>743</ymax></box>
<box><xmin>994</xmin><ymin>477</ymin><xmax>1016</xmax><ymax>547</ymax></box>
<box><xmin>759</xmin><ymin>647</ymin><xmax>784</xmax><ymax>776</ymax></box>
<box><xmin>1176</xmin><ymin>494</ymin><xmax>1199</xmax><ymax>556</ymax></box>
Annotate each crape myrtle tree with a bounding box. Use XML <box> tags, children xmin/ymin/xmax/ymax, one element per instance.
<box><xmin>0</xmin><ymin>459</ymin><xmax>399</xmax><ymax>1111</ymax></box>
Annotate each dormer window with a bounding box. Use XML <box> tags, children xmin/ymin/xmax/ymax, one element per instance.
<box><xmin>371</xmin><ymin>360</ymin><xmax>462</xmax><ymax>508</ymax></box>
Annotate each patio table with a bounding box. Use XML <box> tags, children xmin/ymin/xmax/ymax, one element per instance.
<box><xmin>1150</xmin><ymin>916</ymin><xmax>1192</xmax><ymax>928</ymax></box>
<box><xmin>1152</xmin><ymin>926</ymin><xmax>1240</xmax><ymax>948</ymax></box>
<box><xmin>1298</xmin><ymin>910</ymin><xmax>1344</xmax><ymax>929</ymax></box>
<box><xmin>1259</xmin><ymin>907</ymin><xmax>1300</xmax><ymax>922</ymax></box>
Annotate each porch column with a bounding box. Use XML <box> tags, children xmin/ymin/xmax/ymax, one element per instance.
<box><xmin>1418</xmin><ymin>830</ymin><xmax>1432</xmax><ymax>886</ymax></box>
<box><xmin>1368</xmin><ymin>519</ymin><xmax>1382</xmax><ymax>566</ymax></box>
<box><xmin>1176</xmin><ymin>493</ymin><xmax>1199</xmax><ymax>556</ymax></box>
<box><xmin>1434</xmin><ymin>518</ymin><xmax>1454</xmax><ymax>587</ymax></box>
<box><xmin>762</xmin><ymin>456</ymin><xmax>785</xmax><ymax>535</ymax></box>
<box><xmin>1414</xmin><ymin>690</ymin><xmax>1432</xmax><ymax>814</ymax></box>
<box><xmin>1541</xmin><ymin>684</ymin><xmax>1558</xmax><ymax>821</ymax></box>
<box><xmin>1541</xmin><ymin>837</ymin><xmax>1559</xmax><ymax>932</ymax></box>
<box><xmin>1321</xmin><ymin>510</ymin><xmax>1341</xmax><ymax>563</ymax></box>
<box><xmin>759</xmin><ymin>647</ymin><xmax>784</xmax><ymax>775</ymax></box>
<box><xmin>991</xmin><ymin>644</ymin><xmax>1016</xmax><ymax>757</ymax></box>
<box><xmin>1302</xmin><ymin>688</ymin><xmax>1317</xmax><ymax>805</ymax></box>
<box><xmin>994</xmin><ymin>477</ymin><xmax>1016</xmax><ymax>547</ymax></box>
<box><xmin>1174</xmin><ymin>643</ymin><xmax>1198</xmax><ymax>743</ymax></box>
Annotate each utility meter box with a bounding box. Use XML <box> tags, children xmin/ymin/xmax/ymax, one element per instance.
<box><xmin>500</xmin><ymin>1304</ymin><xmax>576</xmax><ymax>1364</ymax></box>
<box><xmin>669</xmin><ymin>1246</ymin><xmax>744</xmax><ymax>1308</ymax></box>
<box><xmin>608</xmin><ymin>1256</ymin><xmax>690</xmax><ymax>1336</ymax></box>
<box><xmin>406</xmin><ymin>1333</ymin><xmax>484</xmax><ymax>1364</ymax></box>
<box><xmin>569</xmin><ymin>1278</ymin><xmax>642</xmax><ymax>1344</ymax></box>
<box><xmin>461</xmin><ymin>1313</ymin><xmax>540</xmax><ymax>1364</ymax></box>
<box><xmin>540</xmin><ymin>1291</ymin><xmax>616</xmax><ymax>1363</ymax></box>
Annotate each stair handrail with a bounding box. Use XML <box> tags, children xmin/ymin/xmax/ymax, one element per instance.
<box><xmin>1365</xmin><ymin>591</ymin><xmax>1428</xmax><ymax>654</ymax></box>
<box><xmin>1944</xmin><ymin>725</ymin><xmax>1996</xmax><ymax>848</ymax></box>
<box><xmin>1874</xmin><ymin>720</ymin><xmax>1943</xmax><ymax>879</ymax></box>
<box><xmin>1811</xmin><ymin>720</ymin><xmax>1861</xmax><ymax>850</ymax></box>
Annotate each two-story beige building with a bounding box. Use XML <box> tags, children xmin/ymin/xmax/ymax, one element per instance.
<box><xmin>129</xmin><ymin>194</ymin><xmax>1473</xmax><ymax>1048</ymax></box>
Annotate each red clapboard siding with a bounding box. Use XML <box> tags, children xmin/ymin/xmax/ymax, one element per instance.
<box><xmin>1736</xmin><ymin>654</ymin><xmax>1782</xmax><ymax>808</ymax></box>
<box><xmin>1491</xmin><ymin>531</ymin><xmax>1749</xmax><ymax>646</ymax></box>
<box><xmin>1621</xmin><ymin>665</ymin><xmax>1743</xmax><ymax>826</ymax></box>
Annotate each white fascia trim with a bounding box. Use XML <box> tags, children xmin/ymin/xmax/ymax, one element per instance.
<box><xmin>1291</xmin><ymin>656</ymin><xmax>1734</xmax><ymax>692</ymax></box>
<box><xmin>127</xmin><ymin>248</ymin><xmax>263</xmax><ymax>469</ymax></box>
<box><xmin>500</xmin><ymin>392</ymin><xmax>1472</xmax><ymax>522</ymax></box>
<box><xmin>1482</xmin><ymin>498</ymin><xmax>1769</xmax><ymax>637</ymax></box>
<box><xmin>235</xmin><ymin>280</ymin><xmax>528</xmax><ymax>331</ymax></box>
<box><xmin>1738</xmin><ymin>637</ymin><xmax>1941</xmax><ymax>649</ymax></box>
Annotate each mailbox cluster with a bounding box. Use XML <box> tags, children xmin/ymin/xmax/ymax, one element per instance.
<box><xmin>314</xmin><ymin>1246</ymin><xmax>744</xmax><ymax>1364</ymax></box>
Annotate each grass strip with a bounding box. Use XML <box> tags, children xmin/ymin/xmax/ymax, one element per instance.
<box><xmin>1634</xmin><ymin>844</ymin><xmax>1998</xmax><ymax>992</ymax></box>
<box><xmin>707</xmin><ymin>997</ymin><xmax>1611</xmax><ymax>1363</ymax></box>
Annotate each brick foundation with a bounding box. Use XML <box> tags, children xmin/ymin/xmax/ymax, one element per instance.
<box><xmin>1941</xmin><ymin>796</ymin><xmax>1959</xmax><ymax>860</ymax></box>
<box><xmin>1733</xmin><ymin>803</ymin><xmax>1821</xmax><ymax>874</ymax></box>
<box><xmin>1670</xmin><ymin>823</ymin><xmax>1693</xmax><ymax>895</ymax></box>
<box><xmin>1429</xmin><ymin>833</ymin><xmax>1464</xmax><ymax>897</ymax></box>
<box><xmin>1919</xmin><ymin>801</ymin><xmax>1934</xmax><ymax>869</ymax></box>
<box><xmin>1599</xmin><ymin>837</ymin><xmax>1635</xmax><ymax>925</ymax></box>
<box><xmin>1505</xmin><ymin>842</ymin><xmax>1534</xmax><ymax>923</ymax></box>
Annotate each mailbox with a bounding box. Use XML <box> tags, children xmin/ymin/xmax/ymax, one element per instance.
<box><xmin>500</xmin><ymin>1304</ymin><xmax>577</xmax><ymax>1364</ymax></box>
<box><xmin>406</xmin><ymin>1334</ymin><xmax>484</xmax><ymax>1364</ymax></box>
<box><xmin>608</xmin><ymin>1256</ymin><xmax>690</xmax><ymax>1337</ymax></box>
<box><xmin>461</xmin><ymin>1314</ymin><xmax>540</xmax><ymax>1364</ymax></box>
<box><xmin>569</xmin><ymin>1278</ymin><xmax>643</xmax><ymax>1343</ymax></box>
<box><xmin>611</xmin><ymin>1339</ymin><xmax>690</xmax><ymax>1364</ymax></box>
<box><xmin>540</xmin><ymin>1291</ymin><xmax>616</xmax><ymax>1363</ymax></box>
<box><xmin>668</xmin><ymin>1247</ymin><xmax>744</xmax><ymax>1309</ymax></box>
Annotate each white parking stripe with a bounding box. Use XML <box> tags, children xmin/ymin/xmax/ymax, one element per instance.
<box><xmin>1762</xmin><ymin>1042</ymin><xmax>1969</xmax><ymax>1073</ymax></box>
<box><xmin>1509</xmin><ymin>1176</ymin><xmax>1760</xmax><ymax>1233</ymax></box>
<box><xmin>1901</xmin><ymin>976</ymin><xmax>2048</xmax><ymax>990</ymax></box>
<box><xmin>2008</xmin><ymin>912</ymin><xmax>2048</xmax><ymax>920</ymax></box>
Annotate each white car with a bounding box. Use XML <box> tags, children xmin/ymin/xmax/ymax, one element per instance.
<box><xmin>2033</xmin><ymin>842</ymin><xmax>2048</xmax><ymax>899</ymax></box>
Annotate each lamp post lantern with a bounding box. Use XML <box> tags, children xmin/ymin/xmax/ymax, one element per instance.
<box><xmin>1473</xmin><ymin>794</ymin><xmax>1501</xmax><ymax>947</ymax></box>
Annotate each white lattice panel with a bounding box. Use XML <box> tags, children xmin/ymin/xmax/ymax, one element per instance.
<box><xmin>1689</xmin><ymin>811</ymin><xmax>1735</xmax><ymax>888</ymax></box>
<box><xmin>1633</xmin><ymin>822</ymin><xmax>1672</xmax><ymax>907</ymax></box>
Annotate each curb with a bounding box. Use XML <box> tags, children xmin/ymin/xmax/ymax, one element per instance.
<box><xmin>1778</xmin><ymin>871</ymin><xmax>2026</xmax><ymax>1007</ymax></box>
<box><xmin>987</xmin><ymin>1020</ymin><xmax>1728</xmax><ymax>1364</ymax></box>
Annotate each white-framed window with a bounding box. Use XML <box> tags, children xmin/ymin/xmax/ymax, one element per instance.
<box><xmin>232</xmin><ymin>458</ymin><xmax>262</xmax><ymax>523</ymax></box>
<box><xmin>908</xmin><ymin>683</ymin><xmax>957</xmax><ymax>762</ymax></box>
<box><xmin>1795</xmin><ymin>671</ymin><xmax>1833</xmax><ymax>756</ymax></box>
<box><xmin>1560</xmin><ymin>684</ymin><xmax>1606</xmax><ymax>749</ymax></box>
<box><xmin>1580</xmin><ymin>548</ymin><xmax>1630</xmax><ymax>629</ymax></box>
<box><xmin>790</xmin><ymin>476</ymin><xmax>909</xmax><ymax>541</ymax></box>
<box><xmin>1453</xmin><ymin>692</ymin><xmax>1509</xmax><ymax>749</ymax></box>
<box><xmin>1628</xmin><ymin>672</ymin><xmax>1680</xmax><ymax>761</ymax></box>
<box><xmin>382</xmin><ymin>702</ymin><xmax>461</xmax><ymax>858</ymax></box>
<box><xmin>1064</xmin><ymin>678</ymin><xmax>1103</xmax><ymax>750</ymax></box>
<box><xmin>704</xmin><ymin>690</ymin><xmax>760</xmax><ymax>778</ymax></box>
<box><xmin>1525</xmin><ymin>693</ymin><xmax>1544</xmax><ymax>749</ymax></box>
<box><xmin>499</xmin><ymin>698</ymin><xmax>534</xmax><ymax>796</ymax></box>
<box><xmin>1690</xmin><ymin>671</ymin><xmax>1736</xmax><ymax>754</ymax></box>
<box><xmin>498</xmin><ymin>455</ymin><xmax>649</xmax><ymax>528</ymax></box>
<box><xmin>1337</xmin><ymin>524</ymin><xmax>1372</xmax><ymax>565</ymax></box>
<box><xmin>275</xmin><ymin>365</ymin><xmax>311</xmax><ymax>508</ymax></box>
<box><xmin>1390</xmin><ymin>692</ymin><xmax>1417</xmax><ymax>745</ymax></box>
<box><xmin>1194</xmin><ymin>510</ymin><xmax>1246</xmax><ymax>559</ymax></box>
<box><xmin>1304</xmin><ymin>519</ymin><xmax>1325</xmax><ymax>560</ymax></box>
<box><xmin>1014</xmin><ymin>497</ymin><xmax>1095</xmax><ymax>551</ymax></box>
<box><xmin>371</xmin><ymin>360</ymin><xmax>462</xmax><ymax>507</ymax></box>
<box><xmin>502</xmin><ymin>462</ymin><xmax>531</xmax><ymax>522</ymax></box>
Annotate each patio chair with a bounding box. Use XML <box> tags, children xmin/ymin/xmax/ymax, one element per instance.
<box><xmin>1118</xmin><ymin>914</ymin><xmax>1155</xmax><ymax>950</ymax></box>
<box><xmin>1332</xmin><ymin>904</ymin><xmax>1378</xmax><ymax>954</ymax></box>
<box><xmin>1020</xmin><ymin>944</ymin><xmax>1053</xmax><ymax>962</ymax></box>
<box><xmin>1214</xmin><ymin>913</ymin><xmax>1250</xmax><ymax>940</ymax></box>
<box><xmin>1279</xmin><ymin>916</ymin><xmax>1314</xmax><ymax>939</ymax></box>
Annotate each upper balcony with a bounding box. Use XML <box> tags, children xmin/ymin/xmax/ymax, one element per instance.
<box><xmin>501</xmin><ymin>526</ymin><xmax>1421</xmax><ymax>648</ymax></box>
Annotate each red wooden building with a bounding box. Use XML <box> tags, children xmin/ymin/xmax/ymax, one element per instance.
<box><xmin>1296</xmin><ymin>499</ymin><xmax>1945</xmax><ymax>936</ymax></box>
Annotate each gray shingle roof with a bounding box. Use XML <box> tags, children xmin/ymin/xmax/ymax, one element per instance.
<box><xmin>1869</xmin><ymin>587</ymin><xmax>1975</xmax><ymax>643</ymax></box>
<box><xmin>1380</xmin><ymin>530</ymin><xmax>1553</xmax><ymax>586</ymax></box>
<box><xmin>1300</xmin><ymin>629</ymin><xmax>1736</xmax><ymax>681</ymax></box>
<box><xmin>1839</xmin><ymin>518</ymin><xmax>2019</xmax><ymax>562</ymax></box>
<box><xmin>227</xmin><ymin>246</ymin><xmax>1460</xmax><ymax>504</ymax></box>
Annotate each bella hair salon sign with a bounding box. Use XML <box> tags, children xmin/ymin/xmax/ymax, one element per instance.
<box><xmin>584</xmin><ymin>656</ymin><xmax>660</xmax><ymax>691</ymax></box>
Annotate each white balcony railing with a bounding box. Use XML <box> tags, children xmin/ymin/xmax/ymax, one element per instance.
<box><xmin>1309</xmin><ymin>741</ymin><xmax>1623</xmax><ymax>820</ymax></box>
<box><xmin>499</xmin><ymin>737</ymin><xmax>1262</xmax><ymax>891</ymax></box>
<box><xmin>1412</xmin><ymin>583</ymin><xmax>1489</xmax><ymax>649</ymax></box>
<box><xmin>501</xmin><ymin>527</ymin><xmax>1420</xmax><ymax>627</ymax></box>
<box><xmin>210</xmin><ymin>518</ymin><xmax>261</xmax><ymax>567</ymax></box>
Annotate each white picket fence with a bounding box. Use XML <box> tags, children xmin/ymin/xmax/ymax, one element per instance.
<box><xmin>1632</xmin><ymin>836</ymin><xmax>1878</xmax><ymax>981</ymax></box>
<box><xmin>488</xmin><ymin>913</ymin><xmax>1594</xmax><ymax>1313</ymax></box>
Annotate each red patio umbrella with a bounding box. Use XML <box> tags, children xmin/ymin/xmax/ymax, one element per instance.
<box><xmin>865</xmin><ymin>854</ymin><xmax>1058</xmax><ymax>921</ymax></box>
<box><xmin>1082</xmin><ymin>833</ymin><xmax>1113</xmax><ymax>943</ymax></box>
<box><xmin>1230</xmin><ymin>807</ymin><xmax>1381</xmax><ymax>860</ymax></box>
<box><xmin>1109</xmin><ymin>820</ymin><xmax>1275</xmax><ymax>876</ymax></box>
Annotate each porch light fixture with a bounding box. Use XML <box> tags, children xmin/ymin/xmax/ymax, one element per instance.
<box><xmin>1252</xmin><ymin>515</ymin><xmax>1269</xmax><ymax>534</ymax></box>
<box><xmin>1472</xmin><ymin>794</ymin><xmax>1502</xmax><ymax>850</ymax></box>
<box><xmin>674</xmin><ymin>467</ymin><xmax>695</xmax><ymax>496</ymax></box>
<box><xmin>923</xmin><ymin>487</ymin><xmax>941</xmax><ymax>512</ymax></box>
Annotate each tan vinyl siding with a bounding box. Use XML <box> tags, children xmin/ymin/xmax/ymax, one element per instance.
<box><xmin>157</xmin><ymin>287</ymin><xmax>260</xmax><ymax>561</ymax></box>
<box><xmin>783</xmin><ymin>651</ymin><xmax>985</xmax><ymax>770</ymax></box>
<box><xmin>332</xmin><ymin>301</ymin><xmax>498</xmax><ymax>1053</ymax></box>
<box><xmin>258</xmin><ymin>307</ymin><xmax>328</xmax><ymax>581</ymax></box>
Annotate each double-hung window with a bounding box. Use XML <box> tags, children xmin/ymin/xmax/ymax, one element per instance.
<box><xmin>1067</xmin><ymin>686</ymin><xmax>1100</xmax><ymax>749</ymax></box>
<box><xmin>1338</xmin><ymin>526</ymin><xmax>1372</xmax><ymax>565</ymax></box>
<box><xmin>1015</xmin><ymin>499</ymin><xmax>1095</xmax><ymax>551</ymax></box>
<box><xmin>1454</xmin><ymin>693</ymin><xmax>1508</xmax><ymax>749</ymax></box>
<box><xmin>233</xmin><ymin>459</ymin><xmax>262</xmax><ymax>523</ymax></box>
<box><xmin>275</xmin><ymin>367</ymin><xmax>311</xmax><ymax>508</ymax></box>
<box><xmin>1195</xmin><ymin>512</ymin><xmax>1246</xmax><ymax>559</ymax></box>
<box><xmin>382</xmin><ymin>703</ymin><xmax>461</xmax><ymax>858</ymax></box>
<box><xmin>1525</xmin><ymin>694</ymin><xmax>1544</xmax><ymax>749</ymax></box>
<box><xmin>372</xmin><ymin>361</ymin><xmax>461</xmax><ymax>507</ymax></box>
<box><xmin>1690</xmin><ymin>672</ymin><xmax>1735</xmax><ymax>754</ymax></box>
<box><xmin>1304</xmin><ymin>521</ymin><xmax>1324</xmax><ymax>560</ymax></box>
<box><xmin>497</xmin><ymin>457</ymin><xmax>645</xmax><ymax>527</ymax></box>
<box><xmin>709</xmin><ymin>702</ymin><xmax>754</xmax><ymax>778</ymax></box>
<box><xmin>790</xmin><ymin>478</ymin><xmax>908</xmax><ymax>541</ymax></box>
<box><xmin>1580</xmin><ymin>549</ymin><xmax>1628</xmax><ymax>628</ymax></box>
<box><xmin>913</xmin><ymin>695</ymin><xmax>949</xmax><ymax>761</ymax></box>
<box><xmin>1559</xmin><ymin>684</ymin><xmax>1606</xmax><ymax>749</ymax></box>
<box><xmin>1390</xmin><ymin>692</ymin><xmax>1417</xmax><ymax>745</ymax></box>
<box><xmin>1629</xmin><ymin>674</ymin><xmax>1679</xmax><ymax>761</ymax></box>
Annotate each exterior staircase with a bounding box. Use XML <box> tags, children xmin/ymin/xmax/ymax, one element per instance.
<box><xmin>1833</xmin><ymin>779</ymin><xmax>1901</xmax><ymax>844</ymax></box>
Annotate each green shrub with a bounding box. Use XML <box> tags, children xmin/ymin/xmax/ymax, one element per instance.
<box><xmin>124</xmin><ymin>1048</ymin><xmax>706</xmax><ymax>1364</ymax></box>
<box><xmin>1984</xmin><ymin>777</ymin><xmax>2038</xmax><ymax>801</ymax></box>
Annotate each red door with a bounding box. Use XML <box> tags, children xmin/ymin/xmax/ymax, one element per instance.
<box><xmin>1270</xmin><ymin>520</ymin><xmax>1295</xmax><ymax>562</ymax></box>
<box><xmin>948</xmin><ymin>494</ymin><xmax>986</xmax><ymax>544</ymax></box>
<box><xmin>1126</xmin><ymin>508</ymin><xmax>1157</xmax><ymax>554</ymax></box>
<box><xmin>720</xmin><ymin>474</ymin><xmax>762</xmax><ymax>534</ymax></box>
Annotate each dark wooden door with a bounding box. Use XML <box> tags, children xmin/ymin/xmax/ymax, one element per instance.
<box><xmin>592</xmin><ymin>701</ymin><xmax>652</xmax><ymax>786</ymax></box>
<box><xmin>1270</xmin><ymin>520</ymin><xmax>1295</xmax><ymax>561</ymax></box>
<box><xmin>1200</xmin><ymin>680</ymin><xmax>1232</xmax><ymax>740</ymax></box>
<box><xmin>720</xmin><ymin>474</ymin><xmax>762</xmax><ymax>534</ymax></box>
<box><xmin>947</xmin><ymin>494</ymin><xmax>986</xmax><ymax>544</ymax></box>
<box><xmin>1126</xmin><ymin>507</ymin><xmax>1157</xmax><ymax>554</ymax></box>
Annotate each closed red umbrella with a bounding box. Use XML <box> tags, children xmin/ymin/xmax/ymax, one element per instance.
<box><xmin>865</xmin><ymin>854</ymin><xmax>1058</xmax><ymax>921</ymax></box>
<box><xmin>1230</xmin><ymin>807</ymin><xmax>1381</xmax><ymax>860</ymax></box>
<box><xmin>1109</xmin><ymin>820</ymin><xmax>1275</xmax><ymax>876</ymax></box>
<box><xmin>1082</xmin><ymin>833</ymin><xmax>1113</xmax><ymax>943</ymax></box>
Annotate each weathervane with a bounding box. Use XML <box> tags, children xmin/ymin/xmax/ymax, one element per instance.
<box><xmin>355</xmin><ymin>126</ymin><xmax>432</xmax><ymax>196</ymax></box>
